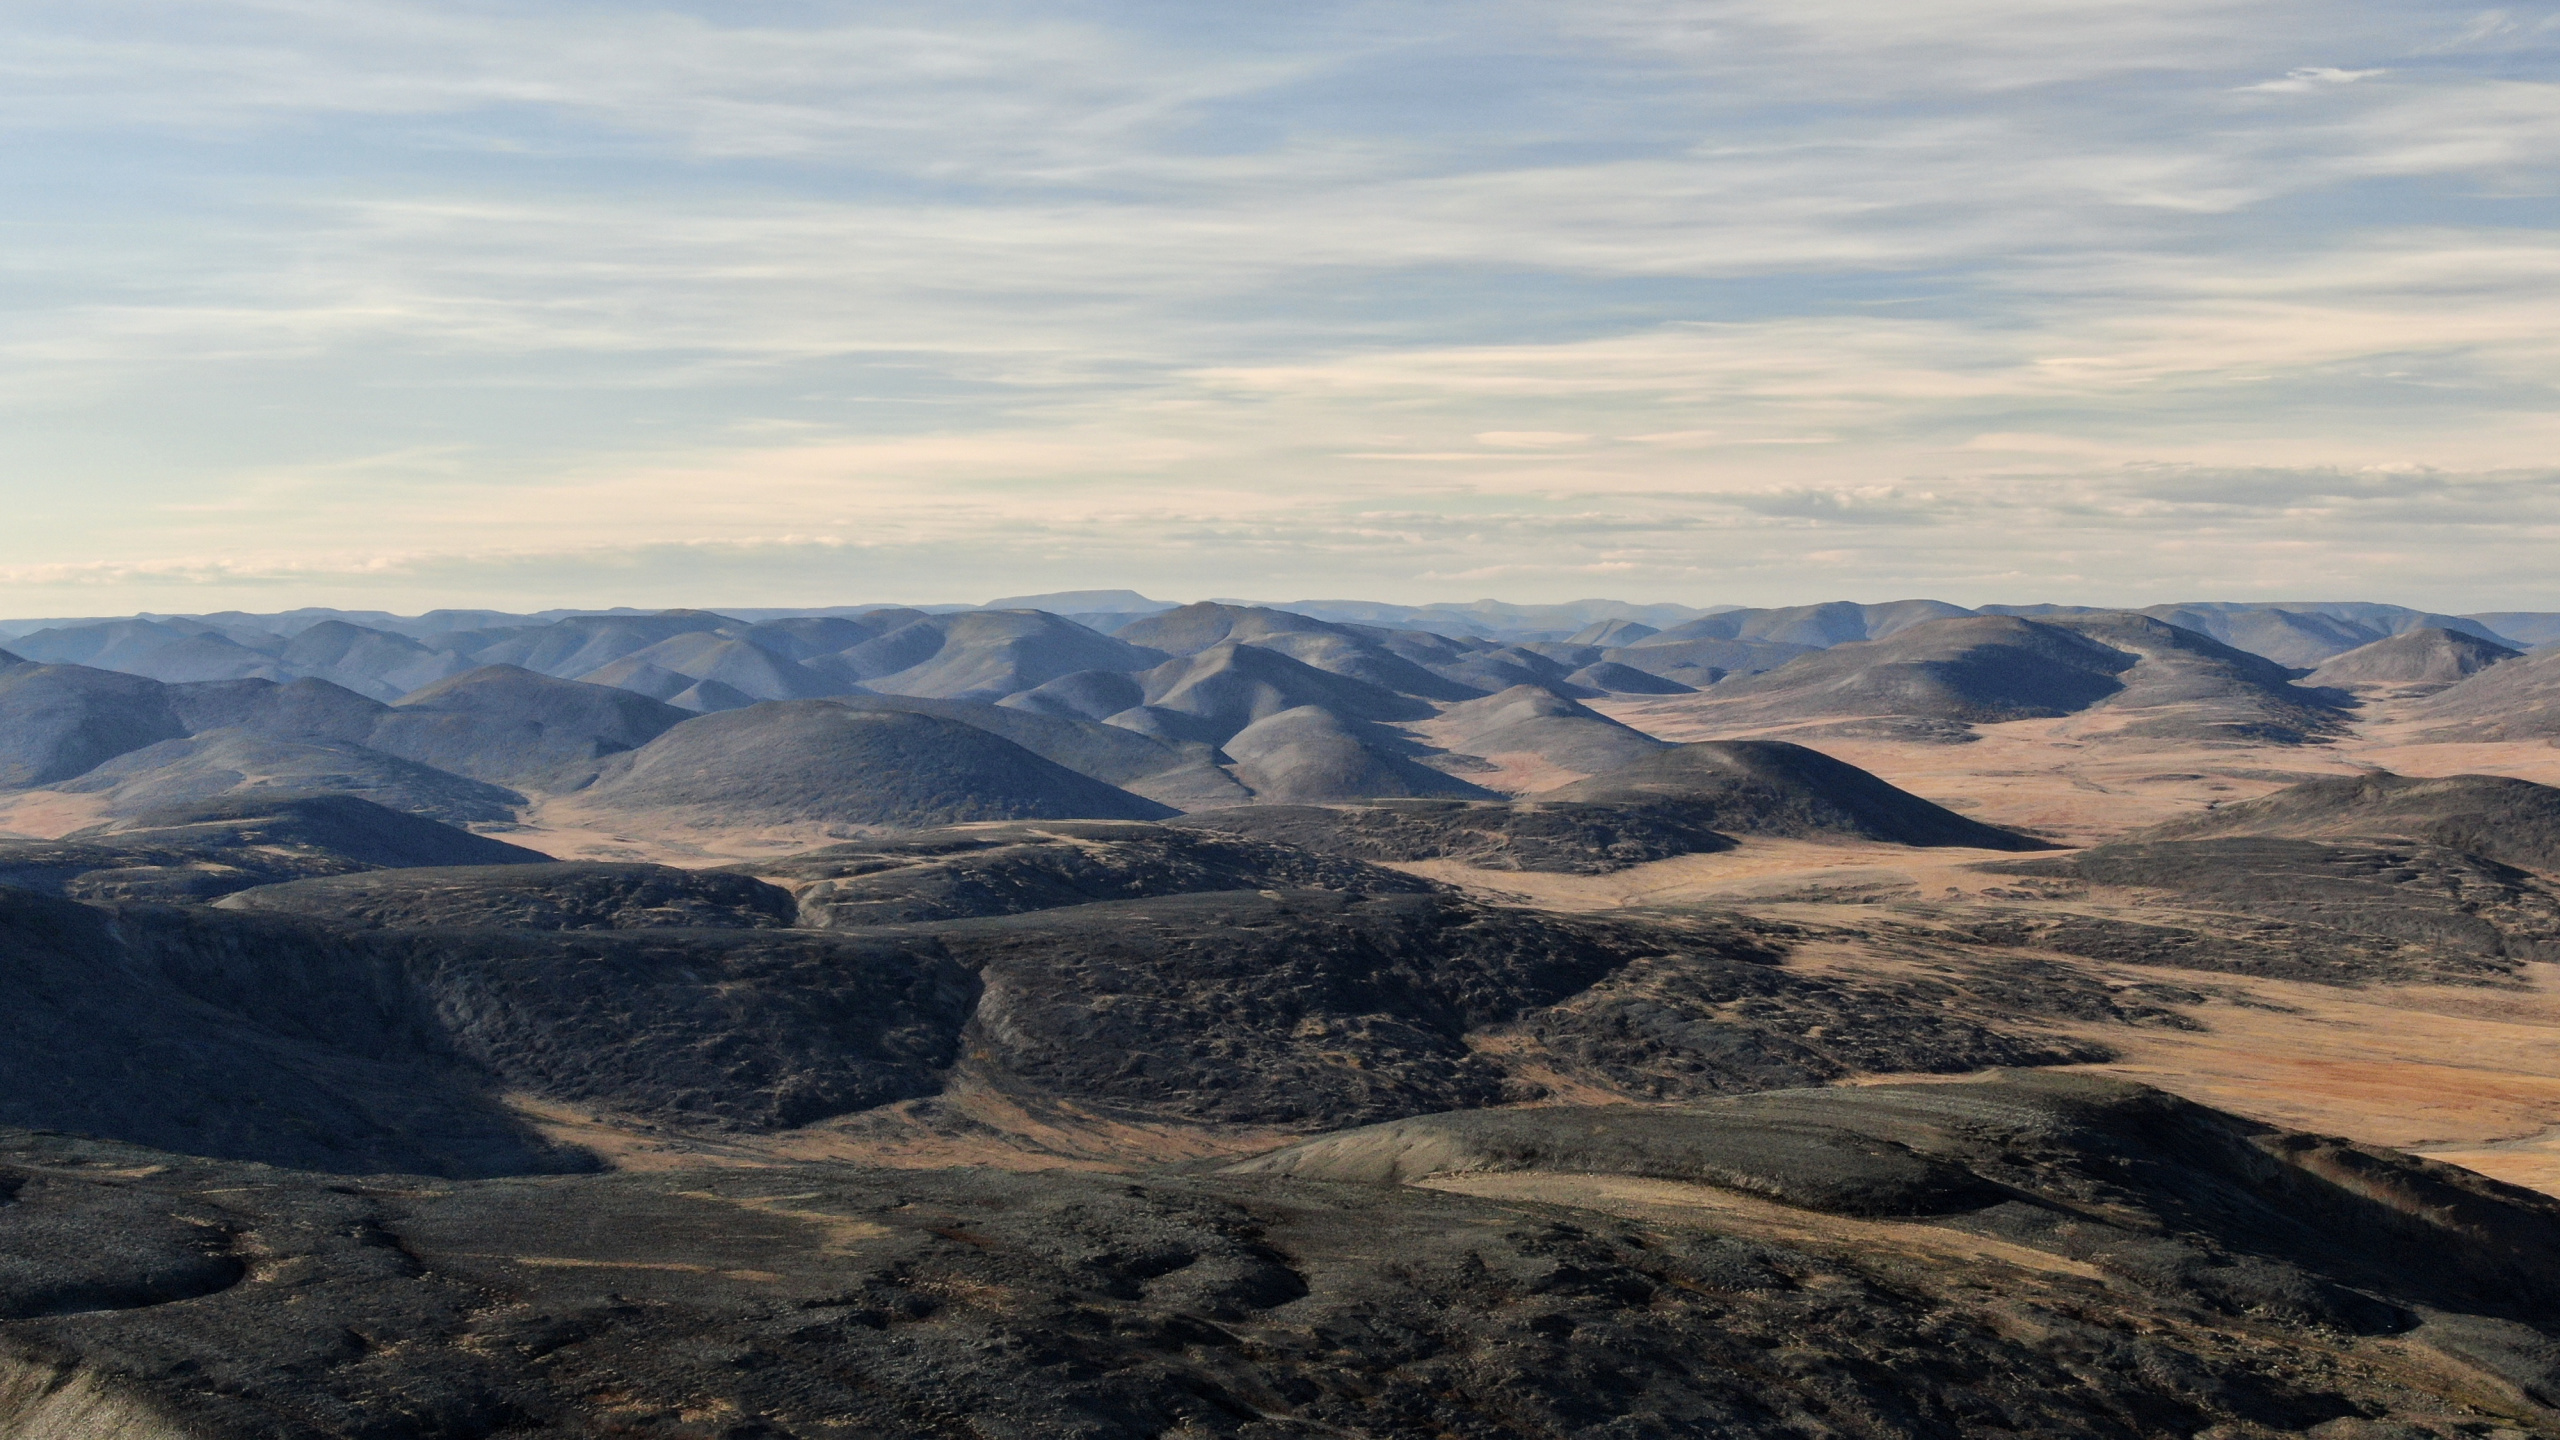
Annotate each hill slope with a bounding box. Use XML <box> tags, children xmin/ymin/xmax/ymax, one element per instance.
<box><xmin>371</xmin><ymin>665</ymin><xmax>690</xmax><ymax>789</ymax></box>
<box><xmin>2411</xmin><ymin>646</ymin><xmax>2560</xmax><ymax>740</ymax></box>
<box><xmin>0</xmin><ymin>879</ymin><xmax>597</xmax><ymax>1174</ymax></box>
<box><xmin>580</xmin><ymin>701</ymin><xmax>1176</xmax><ymax>827</ymax></box>
<box><xmin>0</xmin><ymin>663</ymin><xmax>189</xmax><ymax>787</ymax></box>
<box><xmin>1549</xmin><ymin>740</ymin><xmax>2050</xmax><ymax>849</ymax></box>
<box><xmin>740</xmin><ymin>820</ymin><xmax>1437</xmax><ymax>927</ymax></box>
<box><xmin>219</xmin><ymin>862</ymin><xmax>798</xmax><ymax>931</ymax></box>
<box><xmin>2043</xmin><ymin>613</ymin><xmax>2351</xmax><ymax>743</ymax></box>
<box><xmin>55</xmin><ymin>728</ymin><xmax>524</xmax><ymax>825</ymax></box>
<box><xmin>1697</xmin><ymin>616</ymin><xmax>2135</xmax><ymax>732</ymax></box>
<box><xmin>2303</xmin><ymin>626</ymin><xmax>2520</xmax><ymax>694</ymax></box>
<box><xmin>828</xmin><ymin>694</ymin><xmax>1247</xmax><ymax>809</ymax></box>
<box><xmin>1222</xmin><ymin>706</ymin><xmax>1497</xmax><ymax>804</ymax></box>
<box><xmin>0</xmin><ymin>794</ymin><xmax>550</xmax><ymax>904</ymax></box>
<box><xmin>2142</xmin><ymin>770</ymin><xmax>2560</xmax><ymax>875</ymax></box>
<box><xmin>1412</xmin><ymin>685</ymin><xmax>1669</xmax><ymax>790</ymax></box>
<box><xmin>1681</xmin><ymin>613</ymin><xmax>2351</xmax><ymax>744</ymax></box>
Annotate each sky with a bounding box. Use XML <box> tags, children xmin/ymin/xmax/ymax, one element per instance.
<box><xmin>3</xmin><ymin>0</ymin><xmax>2558</xmax><ymax>617</ymax></box>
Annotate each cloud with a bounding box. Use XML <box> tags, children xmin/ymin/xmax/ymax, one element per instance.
<box><xmin>1473</xmin><ymin>431</ymin><xmax>1592</xmax><ymax>448</ymax></box>
<box><xmin>1</xmin><ymin>0</ymin><xmax>2558</xmax><ymax>614</ymax></box>
<box><xmin>2238</xmin><ymin>66</ymin><xmax>2388</xmax><ymax>93</ymax></box>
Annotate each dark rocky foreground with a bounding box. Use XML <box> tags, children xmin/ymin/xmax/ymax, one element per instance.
<box><xmin>12</xmin><ymin>764</ymin><xmax>2560</xmax><ymax>1435</ymax></box>
<box><xmin>218</xmin><ymin>862</ymin><xmax>802</xmax><ymax>932</ymax></box>
<box><xmin>1980</xmin><ymin>834</ymin><xmax>2560</xmax><ymax>983</ymax></box>
<box><xmin>1174</xmin><ymin>799</ymin><xmax>1740</xmax><ymax>874</ymax></box>
<box><xmin>731</xmin><ymin>820</ymin><xmax>1440</xmax><ymax>927</ymax></box>
<box><xmin>6</xmin><ymin>1074</ymin><xmax>2560</xmax><ymax>1438</ymax></box>
<box><xmin>0</xmin><ymin>878</ymin><xmax>2101</xmax><ymax>1169</ymax></box>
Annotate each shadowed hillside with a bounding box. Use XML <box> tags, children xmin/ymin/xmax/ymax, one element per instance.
<box><xmin>371</xmin><ymin>665</ymin><xmax>690</xmax><ymax>789</ymax></box>
<box><xmin>2143</xmin><ymin>769</ymin><xmax>2560</xmax><ymax>875</ymax></box>
<box><xmin>219</xmin><ymin>862</ymin><xmax>800</xmax><ymax>931</ymax></box>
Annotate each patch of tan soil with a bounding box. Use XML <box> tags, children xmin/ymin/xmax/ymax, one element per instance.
<box><xmin>2054</xmin><ymin>963</ymin><xmax>2560</xmax><ymax>1197</ymax></box>
<box><xmin>1418</xmin><ymin>1170</ymin><xmax>2107</xmax><ymax>1281</ymax></box>
<box><xmin>1770</xmin><ymin>939</ymin><xmax>2560</xmax><ymax>1198</ymax></box>
<box><xmin>1589</xmin><ymin>693</ymin><xmax>2560</xmax><ymax>848</ymax></box>
<box><xmin>504</xmin><ymin>797</ymin><xmax>891</xmax><ymax>868</ymax></box>
<box><xmin>1586</xmin><ymin>703</ymin><xmax>2369</xmax><ymax>844</ymax></box>
<box><xmin>0</xmin><ymin>789</ymin><xmax>113</xmax><ymax>839</ymax></box>
<box><xmin>509</xmin><ymin>1066</ymin><xmax>1300</xmax><ymax>1176</ymax></box>
<box><xmin>1388</xmin><ymin>837</ymin><xmax>2065</xmax><ymax>912</ymax></box>
<box><xmin>1430</xmin><ymin>747</ymin><xmax>1594</xmax><ymax>795</ymax></box>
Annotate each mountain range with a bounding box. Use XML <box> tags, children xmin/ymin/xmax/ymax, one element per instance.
<box><xmin>4</xmin><ymin>596</ymin><xmax>2557</xmax><ymax>835</ymax></box>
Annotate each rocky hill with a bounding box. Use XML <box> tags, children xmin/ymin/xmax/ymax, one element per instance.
<box><xmin>577</xmin><ymin>702</ymin><xmax>1177</xmax><ymax>827</ymax></box>
<box><xmin>2304</xmin><ymin>626</ymin><xmax>2521</xmax><ymax>695</ymax></box>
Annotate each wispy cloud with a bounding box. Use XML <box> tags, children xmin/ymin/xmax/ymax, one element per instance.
<box><xmin>2238</xmin><ymin>66</ymin><xmax>2389</xmax><ymax>93</ymax></box>
<box><xmin>0</xmin><ymin>0</ymin><xmax>2556</xmax><ymax>612</ymax></box>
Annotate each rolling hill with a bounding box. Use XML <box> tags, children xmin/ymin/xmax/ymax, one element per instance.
<box><xmin>1687</xmin><ymin>615</ymin><xmax>2137</xmax><ymax>732</ymax></box>
<box><xmin>52</xmin><ymin>728</ymin><xmax>526</xmax><ymax>825</ymax></box>
<box><xmin>1549</xmin><ymin>739</ymin><xmax>2050</xmax><ymax>849</ymax></box>
<box><xmin>370</xmin><ymin>665</ymin><xmax>691</xmax><ymax>789</ymax></box>
<box><xmin>578</xmin><ymin>701</ymin><xmax>1177</xmax><ymax>827</ymax></box>
<box><xmin>2141</xmin><ymin>770</ymin><xmax>2560</xmax><ymax>875</ymax></box>
<box><xmin>2411</xmin><ymin>645</ymin><xmax>2560</xmax><ymax>741</ymax></box>
<box><xmin>2304</xmin><ymin>627</ymin><xmax>2521</xmax><ymax>694</ymax></box>
<box><xmin>0</xmin><ymin>662</ymin><xmax>190</xmax><ymax>787</ymax></box>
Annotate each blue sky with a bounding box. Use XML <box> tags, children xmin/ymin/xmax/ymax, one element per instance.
<box><xmin>4</xmin><ymin>0</ymin><xmax>2558</xmax><ymax>614</ymax></box>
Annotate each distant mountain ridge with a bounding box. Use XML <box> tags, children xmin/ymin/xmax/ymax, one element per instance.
<box><xmin>0</xmin><ymin>594</ymin><xmax>2551</xmax><ymax>827</ymax></box>
<box><xmin>11</xmin><ymin>595</ymin><xmax>2541</xmax><ymax>657</ymax></box>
